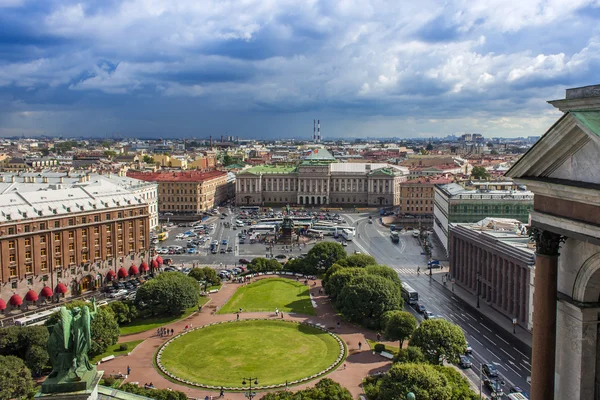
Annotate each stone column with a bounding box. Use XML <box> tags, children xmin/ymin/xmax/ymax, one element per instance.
<box><xmin>529</xmin><ymin>228</ymin><xmax>565</xmax><ymax>400</ymax></box>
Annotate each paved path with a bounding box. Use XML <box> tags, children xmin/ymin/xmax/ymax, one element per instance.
<box><xmin>102</xmin><ymin>276</ymin><xmax>392</xmax><ymax>399</ymax></box>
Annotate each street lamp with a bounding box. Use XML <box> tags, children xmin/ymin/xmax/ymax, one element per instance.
<box><xmin>242</xmin><ymin>377</ymin><xmax>258</xmax><ymax>399</ymax></box>
<box><xmin>476</xmin><ymin>273</ymin><xmax>481</xmax><ymax>308</ymax></box>
<box><xmin>407</xmin><ymin>392</ymin><xmax>416</xmax><ymax>400</ymax></box>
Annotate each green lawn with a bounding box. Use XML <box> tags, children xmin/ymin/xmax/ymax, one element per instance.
<box><xmin>366</xmin><ymin>339</ymin><xmax>399</xmax><ymax>355</ymax></box>
<box><xmin>119</xmin><ymin>297</ymin><xmax>210</xmax><ymax>336</ymax></box>
<box><xmin>217</xmin><ymin>278</ymin><xmax>314</xmax><ymax>315</ymax></box>
<box><xmin>92</xmin><ymin>340</ymin><xmax>144</xmax><ymax>363</ymax></box>
<box><xmin>159</xmin><ymin>320</ymin><xmax>343</xmax><ymax>387</ymax></box>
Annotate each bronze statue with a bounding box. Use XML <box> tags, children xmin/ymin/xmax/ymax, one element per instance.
<box><xmin>47</xmin><ymin>299</ymin><xmax>97</xmax><ymax>381</ymax></box>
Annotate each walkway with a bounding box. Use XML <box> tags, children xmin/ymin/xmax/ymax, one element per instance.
<box><xmin>101</xmin><ymin>277</ymin><xmax>391</xmax><ymax>399</ymax></box>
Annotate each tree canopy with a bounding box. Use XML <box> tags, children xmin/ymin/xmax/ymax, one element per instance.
<box><xmin>247</xmin><ymin>257</ymin><xmax>282</xmax><ymax>273</ymax></box>
<box><xmin>262</xmin><ymin>378</ymin><xmax>353</xmax><ymax>400</ymax></box>
<box><xmin>188</xmin><ymin>267</ymin><xmax>220</xmax><ymax>285</ymax></box>
<box><xmin>382</xmin><ymin>310</ymin><xmax>417</xmax><ymax>347</ymax></box>
<box><xmin>142</xmin><ymin>154</ymin><xmax>154</xmax><ymax>163</ymax></box>
<box><xmin>303</xmin><ymin>242</ymin><xmax>347</xmax><ymax>275</ymax></box>
<box><xmin>337</xmin><ymin>274</ymin><xmax>403</xmax><ymax>329</ymax></box>
<box><xmin>336</xmin><ymin>254</ymin><xmax>376</xmax><ymax>269</ymax></box>
<box><xmin>324</xmin><ymin>267</ymin><xmax>366</xmax><ymax>300</ymax></box>
<box><xmin>409</xmin><ymin>319</ymin><xmax>467</xmax><ymax>365</ymax></box>
<box><xmin>109</xmin><ymin>300</ymin><xmax>138</xmax><ymax>324</ymax></box>
<box><xmin>0</xmin><ymin>325</ymin><xmax>49</xmax><ymax>375</ymax></box>
<box><xmin>119</xmin><ymin>383</ymin><xmax>188</xmax><ymax>400</ymax></box>
<box><xmin>365</xmin><ymin>265</ymin><xmax>401</xmax><ymax>287</ymax></box>
<box><xmin>135</xmin><ymin>272</ymin><xmax>200</xmax><ymax>316</ymax></box>
<box><xmin>471</xmin><ymin>166</ymin><xmax>490</xmax><ymax>180</ymax></box>
<box><xmin>0</xmin><ymin>355</ymin><xmax>35</xmax><ymax>400</ymax></box>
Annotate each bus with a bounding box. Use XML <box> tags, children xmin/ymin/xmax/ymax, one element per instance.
<box><xmin>15</xmin><ymin>308</ymin><xmax>59</xmax><ymax>327</ymax></box>
<box><xmin>401</xmin><ymin>282</ymin><xmax>419</xmax><ymax>305</ymax></box>
<box><xmin>309</xmin><ymin>225</ymin><xmax>339</xmax><ymax>236</ymax></box>
<box><xmin>341</xmin><ymin>228</ymin><xmax>354</xmax><ymax>241</ymax></box>
<box><xmin>248</xmin><ymin>225</ymin><xmax>277</xmax><ymax>234</ymax></box>
<box><xmin>390</xmin><ymin>231</ymin><xmax>400</xmax><ymax>243</ymax></box>
<box><xmin>157</xmin><ymin>232</ymin><xmax>169</xmax><ymax>241</ymax></box>
<box><xmin>239</xmin><ymin>206</ymin><xmax>260</xmax><ymax>212</ymax></box>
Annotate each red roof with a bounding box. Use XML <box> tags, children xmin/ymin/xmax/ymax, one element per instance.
<box><xmin>140</xmin><ymin>262</ymin><xmax>149</xmax><ymax>272</ymax></box>
<box><xmin>127</xmin><ymin>170</ymin><xmax>226</xmax><ymax>183</ymax></box>
<box><xmin>155</xmin><ymin>256</ymin><xmax>163</xmax><ymax>265</ymax></box>
<box><xmin>107</xmin><ymin>270</ymin><xmax>116</xmax><ymax>278</ymax></box>
<box><xmin>40</xmin><ymin>286</ymin><xmax>53</xmax><ymax>297</ymax></box>
<box><xmin>9</xmin><ymin>294</ymin><xmax>23</xmax><ymax>306</ymax></box>
<box><xmin>118</xmin><ymin>267</ymin><xmax>129</xmax><ymax>278</ymax></box>
<box><xmin>0</xmin><ymin>299</ymin><xmax>5</xmax><ymax>310</ymax></box>
<box><xmin>55</xmin><ymin>283</ymin><xmax>68</xmax><ymax>294</ymax></box>
<box><xmin>151</xmin><ymin>259</ymin><xmax>159</xmax><ymax>269</ymax></box>
<box><xmin>129</xmin><ymin>264</ymin><xmax>139</xmax><ymax>275</ymax></box>
<box><xmin>25</xmin><ymin>290</ymin><xmax>38</xmax><ymax>302</ymax></box>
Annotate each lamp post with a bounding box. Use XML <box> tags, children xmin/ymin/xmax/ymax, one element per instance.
<box><xmin>476</xmin><ymin>273</ymin><xmax>481</xmax><ymax>308</ymax></box>
<box><xmin>242</xmin><ymin>377</ymin><xmax>258</xmax><ymax>399</ymax></box>
<box><xmin>407</xmin><ymin>392</ymin><xmax>416</xmax><ymax>400</ymax></box>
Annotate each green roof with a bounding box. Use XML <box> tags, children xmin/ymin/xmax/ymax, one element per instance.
<box><xmin>304</xmin><ymin>148</ymin><xmax>336</xmax><ymax>161</ymax></box>
<box><xmin>571</xmin><ymin>111</ymin><xmax>600</xmax><ymax>138</ymax></box>
<box><xmin>245</xmin><ymin>164</ymin><xmax>297</xmax><ymax>174</ymax></box>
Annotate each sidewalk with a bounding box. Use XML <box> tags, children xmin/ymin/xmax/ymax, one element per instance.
<box><xmin>429</xmin><ymin>271</ymin><xmax>532</xmax><ymax>350</ymax></box>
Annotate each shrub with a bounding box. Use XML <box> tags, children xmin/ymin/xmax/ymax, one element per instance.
<box><xmin>374</xmin><ymin>343</ymin><xmax>385</xmax><ymax>353</ymax></box>
<box><xmin>119</xmin><ymin>343</ymin><xmax>128</xmax><ymax>352</ymax></box>
<box><xmin>103</xmin><ymin>376</ymin><xmax>116</xmax><ymax>386</ymax></box>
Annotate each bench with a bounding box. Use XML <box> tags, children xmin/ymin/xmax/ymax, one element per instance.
<box><xmin>100</xmin><ymin>355</ymin><xmax>115</xmax><ymax>363</ymax></box>
<box><xmin>380</xmin><ymin>351</ymin><xmax>394</xmax><ymax>360</ymax></box>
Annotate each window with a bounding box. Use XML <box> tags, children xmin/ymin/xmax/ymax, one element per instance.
<box><xmin>56</xmin><ymin>270</ymin><xmax>62</xmax><ymax>278</ymax></box>
<box><xmin>82</xmin><ymin>216</ymin><xmax>87</xmax><ymax>224</ymax></box>
<box><xmin>55</xmin><ymin>257</ymin><xmax>61</xmax><ymax>266</ymax></box>
<box><xmin>9</xmin><ymin>266</ymin><xmax>16</xmax><ymax>277</ymax></box>
<box><xmin>118</xmin><ymin>245</ymin><xmax>123</xmax><ymax>253</ymax></box>
<box><xmin>94</xmin><ymin>227</ymin><xmax>99</xmax><ymax>234</ymax></box>
<box><xmin>70</xmin><ymin>267</ymin><xmax>75</xmax><ymax>274</ymax></box>
<box><xmin>129</xmin><ymin>232</ymin><xmax>134</xmax><ymax>239</ymax></box>
<box><xmin>8</xmin><ymin>240</ymin><xmax>14</xmax><ymax>249</ymax></box>
<box><xmin>82</xmin><ymin>230</ymin><xmax>87</xmax><ymax>237</ymax></box>
<box><xmin>68</xmin><ymin>243</ymin><xmax>74</xmax><ymax>251</ymax></box>
<box><xmin>82</xmin><ymin>239</ymin><xmax>87</xmax><ymax>247</ymax></box>
<box><xmin>40</xmin><ymin>222</ymin><xmax>46</xmax><ymax>230</ymax></box>
<box><xmin>55</xmin><ymin>246</ymin><xmax>61</xmax><ymax>253</ymax></box>
<box><xmin>24</xmin><ymin>225</ymin><xmax>30</xmax><ymax>233</ymax></box>
<box><xmin>94</xmin><ymin>238</ymin><xmax>100</xmax><ymax>245</ymax></box>
<box><xmin>94</xmin><ymin>215</ymin><xmax>99</xmax><ymax>222</ymax></box>
<box><xmin>8</xmin><ymin>227</ymin><xmax>14</xmax><ymax>235</ymax></box>
<box><xmin>41</xmin><ymin>261</ymin><xmax>47</xmax><ymax>270</ymax></box>
<box><xmin>128</xmin><ymin>243</ymin><xmax>134</xmax><ymax>251</ymax></box>
<box><xmin>82</xmin><ymin>253</ymin><xmax>87</xmax><ymax>262</ymax></box>
<box><xmin>54</xmin><ymin>221</ymin><xmax>60</xmax><ymax>228</ymax></box>
<box><xmin>69</xmin><ymin>231</ymin><xmax>74</xmax><ymax>239</ymax></box>
<box><xmin>106</xmin><ymin>226</ymin><xmax>111</xmax><ymax>233</ymax></box>
<box><xmin>118</xmin><ymin>212</ymin><xmax>122</xmax><ymax>219</ymax></box>
<box><xmin>69</xmin><ymin>255</ymin><xmax>75</xmax><ymax>264</ymax></box>
<box><xmin>25</xmin><ymin>264</ymin><xmax>32</xmax><ymax>273</ymax></box>
<box><xmin>11</xmin><ymin>281</ymin><xmax>17</xmax><ymax>289</ymax></box>
<box><xmin>105</xmin><ymin>213</ymin><xmax>111</xmax><ymax>220</ymax></box>
<box><xmin>118</xmin><ymin>234</ymin><xmax>123</xmax><ymax>241</ymax></box>
<box><xmin>9</xmin><ymin>254</ymin><xmax>15</xmax><ymax>262</ymax></box>
<box><xmin>41</xmin><ymin>248</ymin><xmax>47</xmax><ymax>256</ymax></box>
<box><xmin>54</xmin><ymin>233</ymin><xmax>60</xmax><ymax>241</ymax></box>
<box><xmin>128</xmin><ymin>221</ymin><xmax>133</xmax><ymax>229</ymax></box>
<box><xmin>68</xmin><ymin>218</ymin><xmax>74</xmax><ymax>226</ymax></box>
<box><xmin>95</xmin><ymin>250</ymin><xmax>100</xmax><ymax>258</ymax></box>
<box><xmin>118</xmin><ymin>223</ymin><xmax>123</xmax><ymax>231</ymax></box>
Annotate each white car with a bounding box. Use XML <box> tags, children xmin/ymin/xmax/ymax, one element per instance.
<box><xmin>108</xmin><ymin>289</ymin><xmax>128</xmax><ymax>298</ymax></box>
<box><xmin>176</xmin><ymin>233</ymin><xmax>185</xmax><ymax>239</ymax></box>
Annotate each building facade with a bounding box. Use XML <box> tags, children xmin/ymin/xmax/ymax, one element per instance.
<box><xmin>235</xmin><ymin>148</ymin><xmax>409</xmax><ymax>206</ymax></box>
<box><xmin>398</xmin><ymin>177</ymin><xmax>452</xmax><ymax>215</ymax></box>
<box><xmin>127</xmin><ymin>170</ymin><xmax>232</xmax><ymax>214</ymax></box>
<box><xmin>507</xmin><ymin>84</ymin><xmax>600</xmax><ymax>400</ymax></box>
<box><xmin>0</xmin><ymin>186</ymin><xmax>150</xmax><ymax>314</ymax></box>
<box><xmin>433</xmin><ymin>182</ymin><xmax>534</xmax><ymax>255</ymax></box>
<box><xmin>449</xmin><ymin>219</ymin><xmax>535</xmax><ymax>329</ymax></box>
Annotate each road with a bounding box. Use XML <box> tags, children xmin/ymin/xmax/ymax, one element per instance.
<box><xmin>343</xmin><ymin>214</ymin><xmax>532</xmax><ymax>397</ymax></box>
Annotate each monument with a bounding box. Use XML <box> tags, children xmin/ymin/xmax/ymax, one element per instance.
<box><xmin>279</xmin><ymin>204</ymin><xmax>295</xmax><ymax>244</ymax></box>
<box><xmin>37</xmin><ymin>298</ymin><xmax>103</xmax><ymax>400</ymax></box>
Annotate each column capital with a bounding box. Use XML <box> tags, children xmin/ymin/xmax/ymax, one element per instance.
<box><xmin>529</xmin><ymin>227</ymin><xmax>566</xmax><ymax>257</ymax></box>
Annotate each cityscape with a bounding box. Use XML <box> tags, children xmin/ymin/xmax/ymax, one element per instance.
<box><xmin>1</xmin><ymin>2</ymin><xmax>600</xmax><ymax>400</ymax></box>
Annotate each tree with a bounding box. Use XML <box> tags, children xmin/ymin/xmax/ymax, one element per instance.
<box><xmin>393</xmin><ymin>346</ymin><xmax>425</xmax><ymax>364</ymax></box>
<box><xmin>222</xmin><ymin>153</ymin><xmax>234</xmax><ymax>166</ymax></box>
<box><xmin>336</xmin><ymin>254</ymin><xmax>376</xmax><ymax>268</ymax></box>
<box><xmin>0</xmin><ymin>325</ymin><xmax>50</xmax><ymax>374</ymax></box>
<box><xmin>142</xmin><ymin>154</ymin><xmax>154</xmax><ymax>163</ymax></box>
<box><xmin>409</xmin><ymin>319</ymin><xmax>467</xmax><ymax>365</ymax></box>
<box><xmin>371</xmin><ymin>362</ymin><xmax>453</xmax><ymax>400</ymax></box>
<box><xmin>88</xmin><ymin>306</ymin><xmax>120</xmax><ymax>357</ymax></box>
<box><xmin>435</xmin><ymin>365</ymin><xmax>478</xmax><ymax>399</ymax></box>
<box><xmin>471</xmin><ymin>166</ymin><xmax>490</xmax><ymax>180</ymax></box>
<box><xmin>103</xmin><ymin>150</ymin><xmax>117</xmax><ymax>159</ymax></box>
<box><xmin>365</xmin><ymin>265</ymin><xmax>402</xmax><ymax>287</ymax></box>
<box><xmin>25</xmin><ymin>345</ymin><xmax>49</xmax><ymax>376</ymax></box>
<box><xmin>283</xmin><ymin>257</ymin><xmax>307</xmax><ymax>274</ymax></box>
<box><xmin>262</xmin><ymin>378</ymin><xmax>352</xmax><ymax>400</ymax></box>
<box><xmin>337</xmin><ymin>274</ymin><xmax>403</xmax><ymax>329</ymax></box>
<box><xmin>383</xmin><ymin>310</ymin><xmax>417</xmax><ymax>348</ymax></box>
<box><xmin>304</xmin><ymin>242</ymin><xmax>347</xmax><ymax>275</ymax></box>
<box><xmin>188</xmin><ymin>267</ymin><xmax>220</xmax><ymax>285</ymax></box>
<box><xmin>324</xmin><ymin>267</ymin><xmax>366</xmax><ymax>300</ymax></box>
<box><xmin>247</xmin><ymin>257</ymin><xmax>282</xmax><ymax>273</ymax></box>
<box><xmin>119</xmin><ymin>383</ymin><xmax>187</xmax><ymax>400</ymax></box>
<box><xmin>426</xmin><ymin>142</ymin><xmax>434</xmax><ymax>151</ymax></box>
<box><xmin>134</xmin><ymin>271</ymin><xmax>200</xmax><ymax>316</ymax></box>
<box><xmin>109</xmin><ymin>300</ymin><xmax>138</xmax><ymax>324</ymax></box>
<box><xmin>0</xmin><ymin>355</ymin><xmax>35</xmax><ymax>400</ymax></box>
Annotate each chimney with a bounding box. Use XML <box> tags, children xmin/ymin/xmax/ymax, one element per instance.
<box><xmin>59</xmin><ymin>176</ymin><xmax>64</xmax><ymax>183</ymax></box>
<box><xmin>209</xmin><ymin>135</ymin><xmax>212</xmax><ymax>147</ymax></box>
<box><xmin>318</xmin><ymin>120</ymin><xmax>321</xmax><ymax>142</ymax></box>
<box><xmin>43</xmin><ymin>177</ymin><xmax>48</xmax><ymax>183</ymax></box>
<box><xmin>31</xmin><ymin>176</ymin><xmax>35</xmax><ymax>183</ymax></box>
<box><xmin>10</xmin><ymin>175</ymin><xmax>14</xmax><ymax>183</ymax></box>
<box><xmin>313</xmin><ymin>120</ymin><xmax>316</xmax><ymax>142</ymax></box>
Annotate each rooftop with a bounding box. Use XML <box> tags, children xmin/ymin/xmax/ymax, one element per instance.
<box><xmin>244</xmin><ymin>164</ymin><xmax>298</xmax><ymax>175</ymax></box>
<box><xmin>127</xmin><ymin>170</ymin><xmax>226</xmax><ymax>182</ymax></box>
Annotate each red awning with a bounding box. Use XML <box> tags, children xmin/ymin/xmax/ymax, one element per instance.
<box><xmin>129</xmin><ymin>264</ymin><xmax>139</xmax><ymax>275</ymax></box>
<box><xmin>155</xmin><ymin>256</ymin><xmax>163</xmax><ymax>265</ymax></box>
<box><xmin>25</xmin><ymin>290</ymin><xmax>38</xmax><ymax>302</ymax></box>
<box><xmin>118</xmin><ymin>267</ymin><xmax>128</xmax><ymax>278</ymax></box>
<box><xmin>107</xmin><ymin>270</ymin><xmax>116</xmax><ymax>278</ymax></box>
<box><xmin>40</xmin><ymin>286</ymin><xmax>53</xmax><ymax>298</ymax></box>
<box><xmin>9</xmin><ymin>294</ymin><xmax>23</xmax><ymax>306</ymax></box>
<box><xmin>0</xmin><ymin>299</ymin><xmax>5</xmax><ymax>310</ymax></box>
<box><xmin>55</xmin><ymin>283</ymin><xmax>68</xmax><ymax>294</ymax></box>
<box><xmin>151</xmin><ymin>259</ymin><xmax>159</xmax><ymax>269</ymax></box>
<box><xmin>140</xmin><ymin>261</ymin><xmax>149</xmax><ymax>272</ymax></box>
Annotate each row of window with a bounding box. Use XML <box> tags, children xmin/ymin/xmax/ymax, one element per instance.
<box><xmin>451</xmin><ymin>205</ymin><xmax>532</xmax><ymax>214</ymax></box>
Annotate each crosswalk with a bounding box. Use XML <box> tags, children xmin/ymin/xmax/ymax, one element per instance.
<box><xmin>392</xmin><ymin>267</ymin><xmax>420</xmax><ymax>275</ymax></box>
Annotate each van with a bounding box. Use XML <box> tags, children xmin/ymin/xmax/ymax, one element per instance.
<box><xmin>412</xmin><ymin>231</ymin><xmax>420</xmax><ymax>238</ymax></box>
<box><xmin>506</xmin><ymin>394</ymin><xmax>528</xmax><ymax>400</ymax></box>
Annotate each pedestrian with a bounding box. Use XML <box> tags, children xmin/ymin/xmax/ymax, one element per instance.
<box><xmin>219</xmin><ymin>388</ymin><xmax>224</xmax><ymax>398</ymax></box>
<box><xmin>343</xmin><ymin>363</ymin><xmax>347</xmax><ymax>370</ymax></box>
<box><xmin>127</xmin><ymin>365</ymin><xmax>131</xmax><ymax>376</ymax></box>
<box><xmin>171</xmin><ymin>328</ymin><xmax>174</xmax><ymax>335</ymax></box>
<box><xmin>377</xmin><ymin>332</ymin><xmax>381</xmax><ymax>341</ymax></box>
<box><xmin>337</xmin><ymin>321</ymin><xmax>340</xmax><ymax>329</ymax></box>
<box><xmin>358</xmin><ymin>342</ymin><xmax>362</xmax><ymax>350</ymax></box>
<box><xmin>275</xmin><ymin>308</ymin><xmax>279</xmax><ymax>316</ymax></box>
<box><xmin>281</xmin><ymin>312</ymin><xmax>284</xmax><ymax>319</ymax></box>
<box><xmin>237</xmin><ymin>312</ymin><xmax>240</xmax><ymax>320</ymax></box>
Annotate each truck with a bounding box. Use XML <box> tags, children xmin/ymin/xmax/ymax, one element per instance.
<box><xmin>390</xmin><ymin>231</ymin><xmax>400</xmax><ymax>243</ymax></box>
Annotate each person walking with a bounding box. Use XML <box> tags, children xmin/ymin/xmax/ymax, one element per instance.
<box><xmin>127</xmin><ymin>365</ymin><xmax>131</xmax><ymax>376</ymax></box>
<box><xmin>358</xmin><ymin>341</ymin><xmax>362</xmax><ymax>351</ymax></box>
<box><xmin>236</xmin><ymin>312</ymin><xmax>240</xmax><ymax>320</ymax></box>
<box><xmin>219</xmin><ymin>388</ymin><xmax>224</xmax><ymax>398</ymax></box>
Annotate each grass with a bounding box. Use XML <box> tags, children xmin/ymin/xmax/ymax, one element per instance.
<box><xmin>366</xmin><ymin>339</ymin><xmax>400</xmax><ymax>355</ymax></box>
<box><xmin>159</xmin><ymin>320</ymin><xmax>343</xmax><ymax>387</ymax></box>
<box><xmin>119</xmin><ymin>297</ymin><xmax>210</xmax><ymax>336</ymax></box>
<box><xmin>92</xmin><ymin>340</ymin><xmax>144</xmax><ymax>363</ymax></box>
<box><xmin>206</xmin><ymin>283</ymin><xmax>222</xmax><ymax>291</ymax></box>
<box><xmin>217</xmin><ymin>278</ymin><xmax>314</xmax><ymax>315</ymax></box>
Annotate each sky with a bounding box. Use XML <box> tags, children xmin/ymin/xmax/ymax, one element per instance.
<box><xmin>1</xmin><ymin>0</ymin><xmax>600</xmax><ymax>140</ymax></box>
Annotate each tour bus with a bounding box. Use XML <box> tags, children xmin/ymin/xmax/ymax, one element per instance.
<box><xmin>310</xmin><ymin>225</ymin><xmax>339</xmax><ymax>236</ymax></box>
<box><xmin>157</xmin><ymin>232</ymin><xmax>169</xmax><ymax>241</ymax></box>
<box><xmin>15</xmin><ymin>308</ymin><xmax>60</xmax><ymax>327</ymax></box>
<box><xmin>401</xmin><ymin>282</ymin><xmax>419</xmax><ymax>305</ymax></box>
<box><xmin>248</xmin><ymin>225</ymin><xmax>277</xmax><ymax>234</ymax></box>
<box><xmin>341</xmin><ymin>228</ymin><xmax>355</xmax><ymax>241</ymax></box>
<box><xmin>390</xmin><ymin>230</ymin><xmax>400</xmax><ymax>243</ymax></box>
<box><xmin>239</xmin><ymin>206</ymin><xmax>260</xmax><ymax>213</ymax></box>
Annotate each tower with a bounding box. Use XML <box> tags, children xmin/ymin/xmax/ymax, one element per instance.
<box><xmin>318</xmin><ymin>120</ymin><xmax>321</xmax><ymax>142</ymax></box>
<box><xmin>313</xmin><ymin>120</ymin><xmax>316</xmax><ymax>142</ymax></box>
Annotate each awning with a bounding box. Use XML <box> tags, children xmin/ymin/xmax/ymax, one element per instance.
<box><xmin>155</xmin><ymin>256</ymin><xmax>163</xmax><ymax>265</ymax></box>
<box><xmin>129</xmin><ymin>264</ymin><xmax>139</xmax><ymax>275</ymax></box>
<box><xmin>25</xmin><ymin>290</ymin><xmax>38</xmax><ymax>302</ymax></box>
<box><xmin>40</xmin><ymin>286</ymin><xmax>53</xmax><ymax>298</ymax></box>
<box><xmin>107</xmin><ymin>270</ymin><xmax>116</xmax><ymax>279</ymax></box>
<box><xmin>0</xmin><ymin>299</ymin><xmax>5</xmax><ymax>310</ymax></box>
<box><xmin>151</xmin><ymin>260</ymin><xmax>159</xmax><ymax>269</ymax></box>
<box><xmin>9</xmin><ymin>294</ymin><xmax>23</xmax><ymax>306</ymax></box>
<box><xmin>139</xmin><ymin>262</ymin><xmax>149</xmax><ymax>272</ymax></box>
<box><xmin>55</xmin><ymin>283</ymin><xmax>68</xmax><ymax>294</ymax></box>
<box><xmin>118</xmin><ymin>267</ymin><xmax>128</xmax><ymax>278</ymax></box>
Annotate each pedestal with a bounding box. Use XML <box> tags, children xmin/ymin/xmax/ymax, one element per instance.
<box><xmin>36</xmin><ymin>371</ymin><xmax>103</xmax><ymax>400</ymax></box>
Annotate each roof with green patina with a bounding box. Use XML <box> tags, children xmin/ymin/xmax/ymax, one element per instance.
<box><xmin>301</xmin><ymin>147</ymin><xmax>336</xmax><ymax>164</ymax></box>
<box><xmin>571</xmin><ymin>110</ymin><xmax>600</xmax><ymax>138</ymax></box>
<box><xmin>243</xmin><ymin>164</ymin><xmax>298</xmax><ymax>175</ymax></box>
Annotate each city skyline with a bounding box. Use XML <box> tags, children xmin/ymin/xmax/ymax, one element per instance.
<box><xmin>1</xmin><ymin>0</ymin><xmax>599</xmax><ymax>139</ymax></box>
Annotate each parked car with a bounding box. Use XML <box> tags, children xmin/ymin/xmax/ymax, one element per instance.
<box><xmin>424</xmin><ymin>311</ymin><xmax>434</xmax><ymax>320</ymax></box>
<box><xmin>108</xmin><ymin>289</ymin><xmax>128</xmax><ymax>298</ymax></box>
<box><xmin>188</xmin><ymin>248</ymin><xmax>197</xmax><ymax>254</ymax></box>
<box><xmin>239</xmin><ymin>258</ymin><xmax>251</xmax><ymax>265</ymax></box>
<box><xmin>414</xmin><ymin>303</ymin><xmax>426</xmax><ymax>314</ymax></box>
<box><xmin>483</xmin><ymin>379</ymin><xmax>504</xmax><ymax>396</ymax></box>
<box><xmin>465</xmin><ymin>342</ymin><xmax>473</xmax><ymax>354</ymax></box>
<box><xmin>458</xmin><ymin>355</ymin><xmax>472</xmax><ymax>369</ymax></box>
<box><xmin>483</xmin><ymin>363</ymin><xmax>499</xmax><ymax>378</ymax></box>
